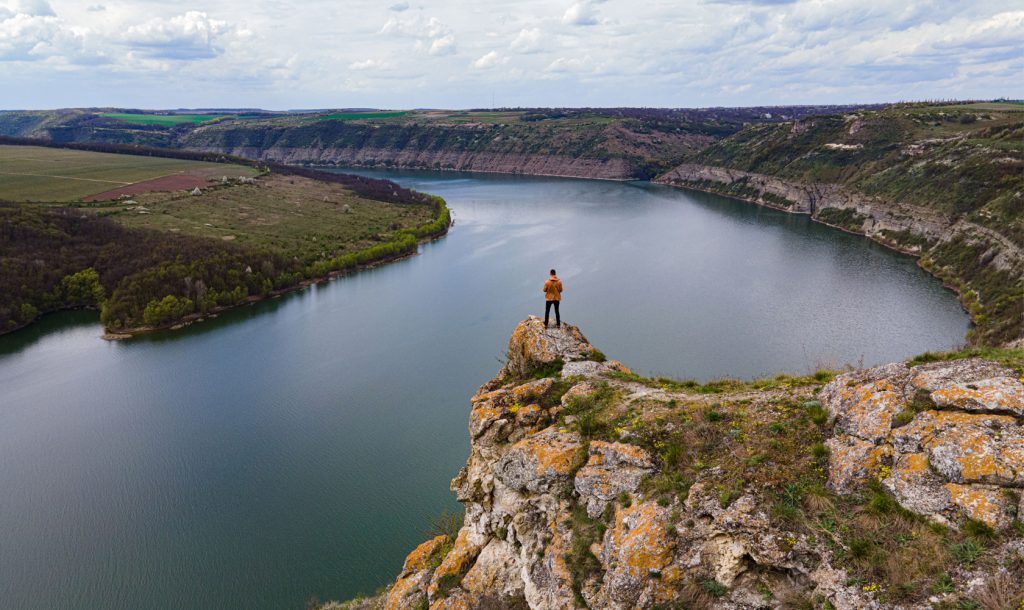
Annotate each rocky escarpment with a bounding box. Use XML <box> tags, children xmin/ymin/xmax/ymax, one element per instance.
<box><xmin>179</xmin><ymin>119</ymin><xmax>711</xmax><ymax>181</ymax></box>
<box><xmin>338</xmin><ymin>318</ymin><xmax>1024</xmax><ymax>610</ymax></box>
<box><xmin>188</xmin><ymin>146</ymin><xmax>636</xmax><ymax>181</ymax></box>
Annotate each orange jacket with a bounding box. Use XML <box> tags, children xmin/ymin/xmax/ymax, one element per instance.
<box><xmin>543</xmin><ymin>276</ymin><xmax>563</xmax><ymax>301</ymax></box>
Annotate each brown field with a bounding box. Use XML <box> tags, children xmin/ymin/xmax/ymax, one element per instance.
<box><xmin>84</xmin><ymin>173</ymin><xmax>214</xmax><ymax>201</ymax></box>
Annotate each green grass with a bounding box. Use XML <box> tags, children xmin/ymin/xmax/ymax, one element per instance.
<box><xmin>100</xmin><ymin>112</ymin><xmax>229</xmax><ymax>126</ymax></box>
<box><xmin>307</xmin><ymin>111</ymin><xmax>408</xmax><ymax>121</ymax></box>
<box><xmin>90</xmin><ymin>173</ymin><xmax>435</xmax><ymax>259</ymax></box>
<box><xmin>0</xmin><ymin>145</ymin><xmax>255</xmax><ymax>202</ymax></box>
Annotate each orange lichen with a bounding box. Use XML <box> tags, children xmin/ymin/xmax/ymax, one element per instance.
<box><xmin>945</xmin><ymin>483</ymin><xmax>1012</xmax><ymax>528</ymax></box>
<box><xmin>932</xmin><ymin>378</ymin><xmax>1024</xmax><ymax>414</ymax></box>
<box><xmin>428</xmin><ymin>528</ymin><xmax>480</xmax><ymax>598</ymax></box>
<box><xmin>836</xmin><ymin>380</ymin><xmax>905</xmax><ymax>441</ymax></box>
<box><xmin>607</xmin><ymin>502</ymin><xmax>673</xmax><ymax>577</ymax></box>
<box><xmin>403</xmin><ymin>535</ymin><xmax>449</xmax><ymax>574</ymax></box>
<box><xmin>385</xmin><ymin>574</ymin><xmax>427</xmax><ymax>610</ymax></box>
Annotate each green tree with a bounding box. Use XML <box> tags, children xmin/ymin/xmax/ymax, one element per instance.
<box><xmin>59</xmin><ymin>268</ymin><xmax>105</xmax><ymax>307</ymax></box>
<box><xmin>19</xmin><ymin>302</ymin><xmax>38</xmax><ymax>322</ymax></box>
<box><xmin>142</xmin><ymin>295</ymin><xmax>195</xmax><ymax>327</ymax></box>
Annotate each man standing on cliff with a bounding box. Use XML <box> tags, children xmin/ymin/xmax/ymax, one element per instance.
<box><xmin>543</xmin><ymin>269</ymin><xmax>563</xmax><ymax>328</ymax></box>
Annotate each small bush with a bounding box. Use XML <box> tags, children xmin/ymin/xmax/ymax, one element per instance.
<box><xmin>701</xmin><ymin>579</ymin><xmax>728</xmax><ymax>597</ymax></box>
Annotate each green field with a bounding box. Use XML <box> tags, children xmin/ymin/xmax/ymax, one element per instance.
<box><xmin>0</xmin><ymin>145</ymin><xmax>257</xmax><ymax>201</ymax></box>
<box><xmin>308</xmin><ymin>111</ymin><xmax>408</xmax><ymax>121</ymax></box>
<box><xmin>100</xmin><ymin>173</ymin><xmax>435</xmax><ymax>259</ymax></box>
<box><xmin>100</xmin><ymin>113</ymin><xmax>230</xmax><ymax>125</ymax></box>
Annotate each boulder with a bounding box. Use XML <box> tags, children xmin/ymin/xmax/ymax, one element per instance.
<box><xmin>504</xmin><ymin>316</ymin><xmax>594</xmax><ymax>378</ymax></box>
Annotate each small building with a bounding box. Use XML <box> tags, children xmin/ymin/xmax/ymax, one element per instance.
<box><xmin>191</xmin><ymin>187</ymin><xmax>202</xmax><ymax>195</ymax></box>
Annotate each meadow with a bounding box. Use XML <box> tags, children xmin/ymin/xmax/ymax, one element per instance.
<box><xmin>99</xmin><ymin>112</ymin><xmax>230</xmax><ymax>125</ymax></box>
<box><xmin>0</xmin><ymin>145</ymin><xmax>256</xmax><ymax>201</ymax></box>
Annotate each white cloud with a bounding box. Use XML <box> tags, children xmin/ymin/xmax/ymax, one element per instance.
<box><xmin>0</xmin><ymin>0</ymin><xmax>1020</xmax><ymax>109</ymax></box>
<box><xmin>86</xmin><ymin>4</ymin><xmax>105</xmax><ymax>12</ymax></box>
<box><xmin>546</xmin><ymin>55</ymin><xmax>592</xmax><ymax>73</ymax></box>
<box><xmin>381</xmin><ymin>13</ymin><xmax>457</xmax><ymax>56</ymax></box>
<box><xmin>13</xmin><ymin>0</ymin><xmax>53</xmax><ymax>17</ymax></box>
<box><xmin>509</xmin><ymin>27</ymin><xmax>542</xmax><ymax>53</ymax></box>
<box><xmin>349</xmin><ymin>58</ymin><xmax>389</xmax><ymax>71</ymax></box>
<box><xmin>429</xmin><ymin>33</ymin><xmax>456</xmax><ymax>55</ymax></box>
<box><xmin>472</xmin><ymin>50</ymin><xmax>505</xmax><ymax>68</ymax></box>
<box><xmin>562</xmin><ymin>1</ymin><xmax>603</xmax><ymax>26</ymax></box>
<box><xmin>123</xmin><ymin>11</ymin><xmax>234</xmax><ymax>60</ymax></box>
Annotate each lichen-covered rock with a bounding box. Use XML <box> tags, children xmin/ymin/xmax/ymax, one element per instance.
<box><xmin>945</xmin><ymin>483</ymin><xmax>1015</xmax><ymax>529</ymax></box>
<box><xmin>599</xmin><ymin>501</ymin><xmax>675</xmax><ymax>607</ymax></box>
<box><xmin>883</xmin><ymin>452</ymin><xmax>951</xmax><ymax>515</ymax></box>
<box><xmin>385</xmin><ymin>535</ymin><xmax>449</xmax><ymax>610</ymax></box>
<box><xmin>460</xmin><ymin>539</ymin><xmax>524</xmax><ymax>599</ymax></box>
<box><xmin>494</xmin><ymin>427</ymin><xmax>583</xmax><ymax>494</ymax></box>
<box><xmin>523</xmin><ymin>527</ymin><xmax>577</xmax><ymax>610</ymax></box>
<box><xmin>374</xmin><ymin>322</ymin><xmax>1023</xmax><ymax>610</ymax></box>
<box><xmin>931</xmin><ymin>377</ymin><xmax>1024</xmax><ymax>415</ymax></box>
<box><xmin>821</xmin><ymin>376</ymin><xmax>907</xmax><ymax>442</ymax></box>
<box><xmin>910</xmin><ymin>358</ymin><xmax>1016</xmax><ymax>392</ymax></box>
<box><xmin>562</xmin><ymin>358</ymin><xmax>630</xmax><ymax>379</ymax></box>
<box><xmin>504</xmin><ymin>315</ymin><xmax>594</xmax><ymax>378</ymax></box>
<box><xmin>826</xmin><ymin>434</ymin><xmax>891</xmax><ymax>492</ymax></box>
<box><xmin>925</xmin><ymin>417</ymin><xmax>1023</xmax><ymax>487</ymax></box>
<box><xmin>575</xmin><ymin>441</ymin><xmax>656</xmax><ymax>517</ymax></box>
<box><xmin>427</xmin><ymin>528</ymin><xmax>481</xmax><ymax>599</ymax></box>
<box><xmin>825</xmin><ymin>357</ymin><xmax>1024</xmax><ymax>531</ymax></box>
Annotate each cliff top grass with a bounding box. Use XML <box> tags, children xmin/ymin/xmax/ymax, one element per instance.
<box><xmin>565</xmin><ymin>349</ymin><xmax>1024</xmax><ymax>605</ymax></box>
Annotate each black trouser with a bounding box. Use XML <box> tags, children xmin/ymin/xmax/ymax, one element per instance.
<box><xmin>544</xmin><ymin>300</ymin><xmax>560</xmax><ymax>326</ymax></box>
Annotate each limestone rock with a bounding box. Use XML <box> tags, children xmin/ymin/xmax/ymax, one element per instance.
<box><xmin>460</xmin><ymin>539</ymin><xmax>524</xmax><ymax>599</ymax></box>
<box><xmin>931</xmin><ymin>377</ymin><xmax>1024</xmax><ymax>415</ymax></box>
<box><xmin>883</xmin><ymin>453</ymin><xmax>950</xmax><ymax>515</ymax></box>
<box><xmin>826</xmin><ymin>434</ymin><xmax>891</xmax><ymax>492</ymax></box>
<box><xmin>428</xmin><ymin>528</ymin><xmax>482</xmax><ymax>599</ymax></box>
<box><xmin>945</xmin><ymin>483</ymin><xmax>1015</xmax><ymax>529</ymax></box>
<box><xmin>823</xmin><ymin>378</ymin><xmax>906</xmax><ymax>442</ymax></box>
<box><xmin>385</xmin><ymin>535</ymin><xmax>448</xmax><ymax>610</ymax></box>
<box><xmin>504</xmin><ymin>316</ymin><xmax>594</xmax><ymax>378</ymax></box>
<box><xmin>493</xmin><ymin>428</ymin><xmax>582</xmax><ymax>494</ymax></box>
<box><xmin>599</xmin><ymin>501</ymin><xmax>676</xmax><ymax>608</ymax></box>
<box><xmin>825</xmin><ymin>356</ymin><xmax>1024</xmax><ymax>531</ymax></box>
<box><xmin>574</xmin><ymin>441</ymin><xmax>656</xmax><ymax>517</ymax></box>
<box><xmin>910</xmin><ymin>358</ymin><xmax>1016</xmax><ymax>392</ymax></box>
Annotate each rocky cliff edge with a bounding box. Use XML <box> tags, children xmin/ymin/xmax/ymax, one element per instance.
<box><xmin>333</xmin><ymin>317</ymin><xmax>1024</xmax><ymax>610</ymax></box>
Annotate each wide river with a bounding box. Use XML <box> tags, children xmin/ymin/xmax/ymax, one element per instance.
<box><xmin>0</xmin><ymin>170</ymin><xmax>967</xmax><ymax>609</ymax></box>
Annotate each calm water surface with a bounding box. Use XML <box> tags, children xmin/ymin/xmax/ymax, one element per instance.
<box><xmin>0</xmin><ymin>171</ymin><xmax>968</xmax><ymax>609</ymax></box>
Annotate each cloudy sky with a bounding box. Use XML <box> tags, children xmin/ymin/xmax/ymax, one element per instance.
<box><xmin>1</xmin><ymin>0</ymin><xmax>1021</xmax><ymax>109</ymax></box>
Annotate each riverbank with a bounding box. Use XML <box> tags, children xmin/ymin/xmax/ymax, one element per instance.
<box><xmin>101</xmin><ymin>223</ymin><xmax>448</xmax><ymax>339</ymax></box>
<box><xmin>0</xmin><ymin>141</ymin><xmax>452</xmax><ymax>338</ymax></box>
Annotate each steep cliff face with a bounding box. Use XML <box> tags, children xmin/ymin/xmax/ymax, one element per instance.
<box><xmin>343</xmin><ymin>318</ymin><xmax>1024</xmax><ymax>610</ymax></box>
<box><xmin>179</xmin><ymin>120</ymin><xmax>708</xmax><ymax>180</ymax></box>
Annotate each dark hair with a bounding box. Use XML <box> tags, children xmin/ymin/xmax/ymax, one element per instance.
<box><xmin>550</xmin><ymin>269</ymin><xmax>556</xmax><ymax>275</ymax></box>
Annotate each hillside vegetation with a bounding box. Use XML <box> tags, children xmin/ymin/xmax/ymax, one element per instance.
<box><xmin>0</xmin><ymin>105</ymin><xmax>879</xmax><ymax>180</ymax></box>
<box><xmin>0</xmin><ymin>143</ymin><xmax>449</xmax><ymax>335</ymax></box>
